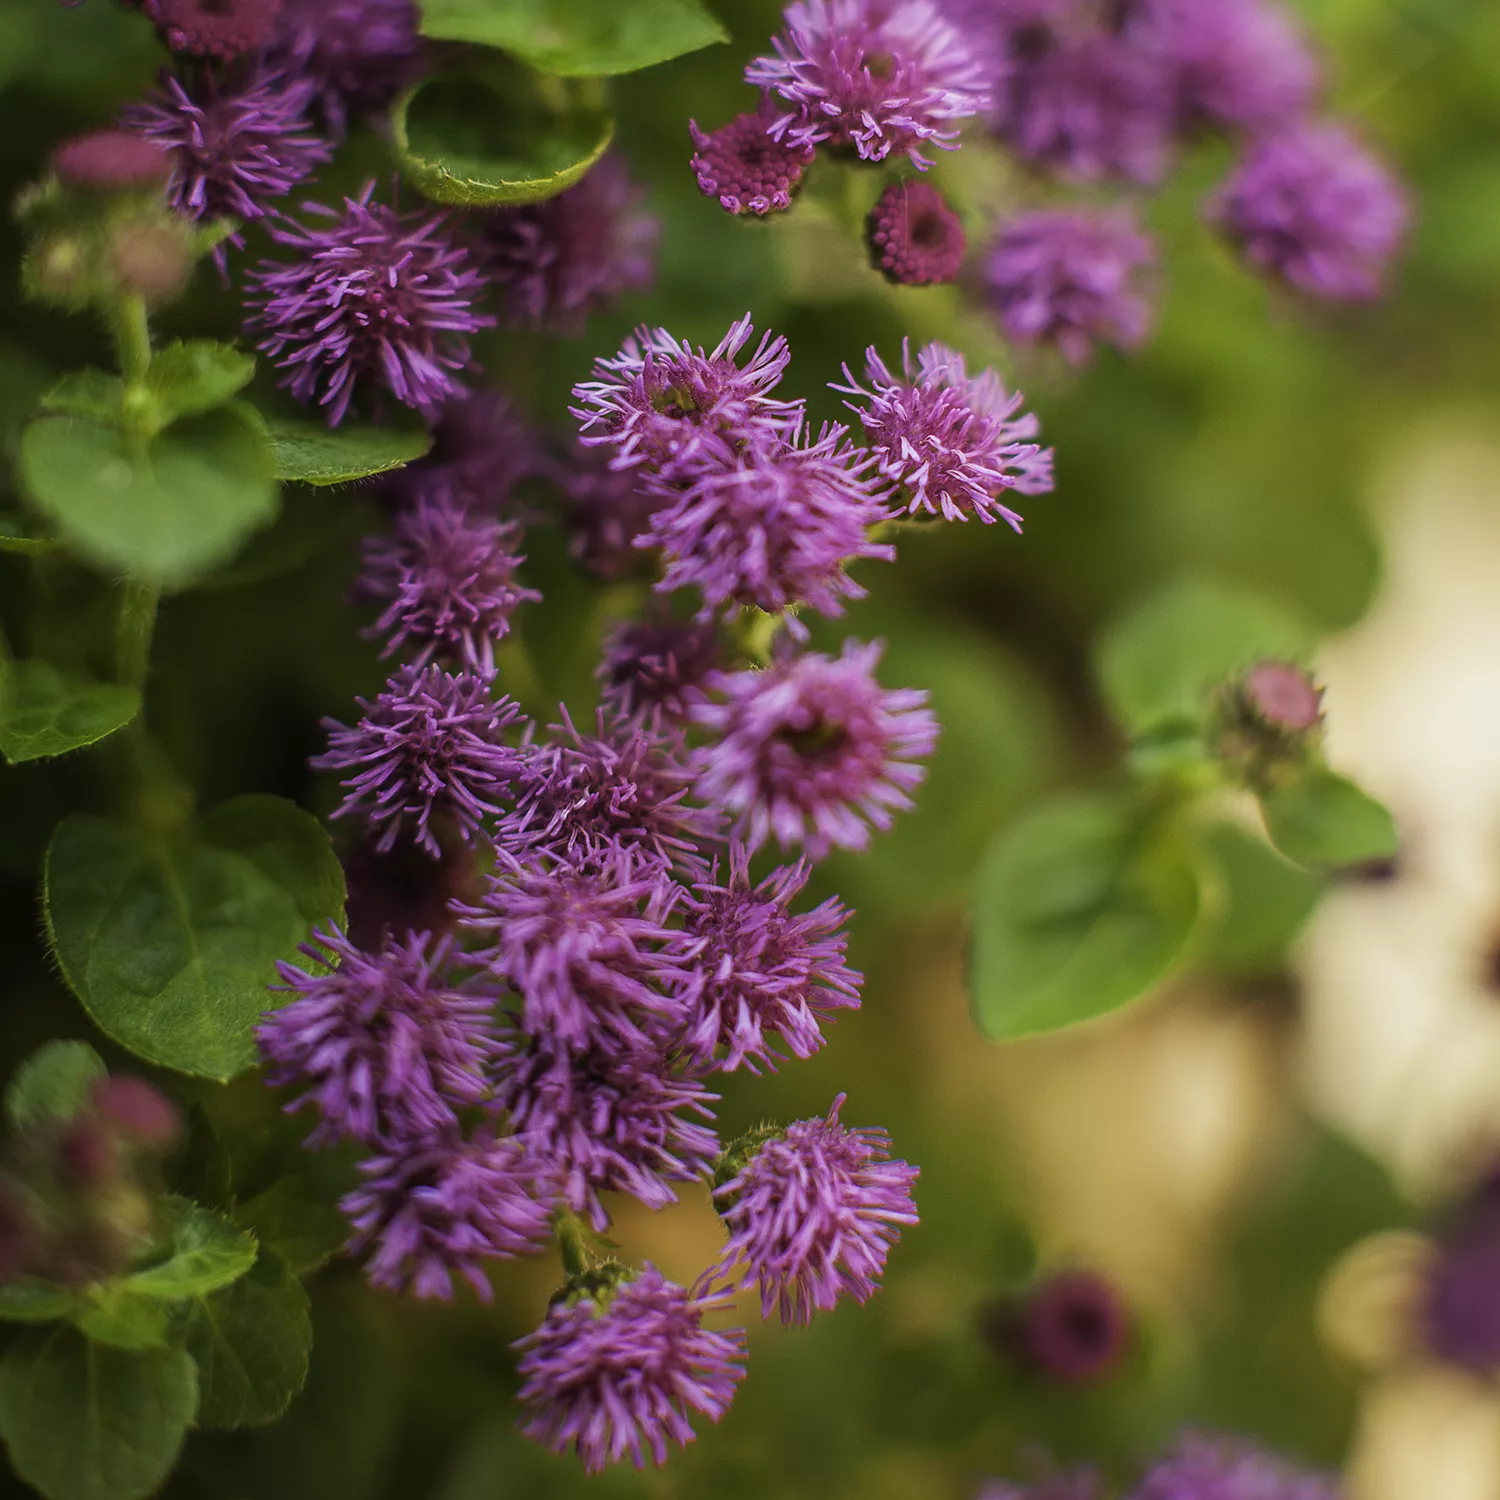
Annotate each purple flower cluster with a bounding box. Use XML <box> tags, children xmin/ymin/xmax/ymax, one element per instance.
<box><xmin>690</xmin><ymin>98</ymin><xmax>816</xmax><ymax>217</ymax></box>
<box><xmin>866</xmin><ymin>180</ymin><xmax>968</xmax><ymax>286</ymax></box>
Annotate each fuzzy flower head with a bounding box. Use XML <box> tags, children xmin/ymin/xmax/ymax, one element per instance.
<box><xmin>391</xmin><ymin>387</ymin><xmax>538</xmax><ymax>515</ymax></box>
<box><xmin>481</xmin><ymin>153</ymin><xmax>657</xmax><ymax>333</ymax></box>
<box><xmin>985</xmin><ymin>206</ymin><xmax>1156</xmax><ymax>364</ymax></box>
<box><xmin>259</xmin><ymin>926</ymin><xmax>499</xmax><ymax>1148</ymax></box>
<box><xmin>746</xmin><ymin>0</ymin><xmax>990</xmax><ymax>170</ymax></box>
<box><xmin>693</xmin><ymin>640</ymin><xmax>939</xmax><ymax>859</ymax></box>
<box><xmin>313</xmin><ymin>664</ymin><xmax>529</xmax><ymax>857</ymax></box>
<box><xmin>599</xmin><ymin>615</ymin><xmax>721</xmax><ymax>727</ymax></box>
<box><xmin>677</xmin><ymin>847</ymin><xmax>862</xmax><ymax>1073</ymax></box>
<box><xmin>244</xmin><ymin>185</ymin><xmax>494</xmax><ymax>426</ymax></box>
<box><xmin>495</xmin><ymin>1031</ymin><xmax>720</xmax><ymax>1230</ymax></box>
<box><xmin>122</xmin><ymin>69</ymin><xmax>330</xmax><ymax>239</ymax></box>
<box><xmin>358</xmin><ymin>496</ymin><xmax>539</xmax><ymax>674</ymax></box>
<box><xmin>270</xmin><ymin>0</ymin><xmax>423</xmax><ymax>129</ymax></box>
<box><xmin>551</xmin><ymin>440</ymin><xmax>662</xmax><ymax>579</ymax></box>
<box><xmin>1132</xmin><ymin>1434</ymin><xmax>1343</xmax><ymax>1500</ymax></box>
<box><xmin>642</xmin><ymin>422</ymin><xmax>894</xmax><ymax>620</ymax></box>
<box><xmin>690</xmin><ymin>97</ymin><xmax>815</xmax><ymax>217</ymax></box>
<box><xmin>1208</xmin><ymin>122</ymin><xmax>1410</xmax><ymax>301</ymax></box>
<box><xmin>713</xmin><ymin>1095</ymin><xmax>919</xmax><ymax>1325</ymax></box>
<box><xmin>836</xmin><ymin>340</ymin><xmax>1052</xmax><ymax>528</ymax></box>
<box><xmin>342</xmin><ymin>1132</ymin><xmax>555</xmax><ymax>1300</ymax></box>
<box><xmin>572</xmin><ymin>314</ymin><xmax>804</xmax><ymax>479</ymax></box>
<box><xmin>866</xmin><ymin>179</ymin><xmax>967</xmax><ymax>286</ymax></box>
<box><xmin>140</xmin><ymin>0</ymin><xmax>281</xmax><ymax>58</ymax></box>
<box><xmin>516</xmin><ymin>1266</ymin><xmax>746</xmax><ymax>1473</ymax></box>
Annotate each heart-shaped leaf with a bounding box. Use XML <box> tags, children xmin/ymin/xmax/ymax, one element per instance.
<box><xmin>1259</xmin><ymin>768</ymin><xmax>1398</xmax><ymax>870</ymax></box>
<box><xmin>262</xmin><ymin>414</ymin><xmax>432</xmax><ymax>486</ymax></box>
<box><xmin>0</xmin><ymin>658</ymin><xmax>140</xmax><ymax>764</ymax></box>
<box><xmin>124</xmin><ymin>1198</ymin><xmax>257</xmax><ymax>1302</ymax></box>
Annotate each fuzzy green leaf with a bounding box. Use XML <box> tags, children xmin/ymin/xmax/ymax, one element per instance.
<box><xmin>147</xmin><ymin>341</ymin><xmax>256</xmax><ymax>427</ymax></box>
<box><xmin>124</xmin><ymin>1197</ymin><xmax>257</xmax><ymax>1302</ymax></box>
<box><xmin>0</xmin><ymin>658</ymin><xmax>140</xmax><ymax>764</ymax></box>
<box><xmin>72</xmin><ymin>1290</ymin><xmax>169</xmax><ymax>1351</ymax></box>
<box><xmin>236</xmin><ymin>1177</ymin><xmax>349</xmax><ymax>1277</ymax></box>
<box><xmin>39</xmin><ymin>370</ymin><xmax>123</xmax><ymax>424</ymax></box>
<box><xmin>1193</xmin><ymin>822</ymin><xmax>1326</xmax><ymax>973</ymax></box>
<box><xmin>0</xmin><ymin>1284</ymin><xmax>75</xmax><ymax>1324</ymax></box>
<box><xmin>0</xmin><ymin>511</ymin><xmax>57</xmax><ymax>554</ymax></box>
<box><xmin>5</xmin><ymin>1041</ymin><xmax>106</xmax><ymax>1131</ymax></box>
<box><xmin>262</xmin><ymin>415</ymin><xmax>433</xmax><ymax>486</ymax></box>
<box><xmin>1259</xmin><ymin>768</ymin><xmax>1399</xmax><ymax>871</ymax></box>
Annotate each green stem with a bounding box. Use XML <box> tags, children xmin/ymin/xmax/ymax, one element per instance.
<box><xmin>111</xmin><ymin>293</ymin><xmax>152</xmax><ymax>387</ymax></box>
<box><xmin>114</xmin><ymin>581</ymin><xmax>159</xmax><ymax>690</ymax></box>
<box><xmin>556</xmin><ymin>1213</ymin><xmax>592</xmax><ymax>1279</ymax></box>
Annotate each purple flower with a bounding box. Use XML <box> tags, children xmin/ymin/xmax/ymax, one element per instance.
<box><xmin>269</xmin><ymin>0</ymin><xmax>423</xmax><ymax>131</ymax></box>
<box><xmin>1012</xmin><ymin>1269</ymin><xmax>1131</xmax><ymax>1382</ymax></box>
<box><xmin>139</xmin><ymin>0</ymin><xmax>281</xmax><ymax>59</ymax></box>
<box><xmin>50</xmin><ymin>130</ymin><xmax>172</xmax><ymax>192</ymax></box>
<box><xmin>835</xmin><ymin>340</ymin><xmax>1052</xmax><ymax>528</ymax></box>
<box><xmin>746</xmin><ymin>0</ymin><xmax>990</xmax><ymax>170</ymax></box>
<box><xmin>244</xmin><ymin>185</ymin><xmax>494</xmax><ymax>426</ymax></box>
<box><xmin>1131</xmin><ymin>1435</ymin><xmax>1342</xmax><ymax>1500</ymax></box>
<box><xmin>342</xmin><ymin>1131</ymin><xmax>555</xmax><ymax>1300</ymax></box>
<box><xmin>259</xmin><ymin>925</ymin><xmax>498</xmax><ymax>1147</ymax></box>
<box><xmin>1207</xmin><ymin>121</ymin><xmax>1410</xmax><ymax>301</ymax></box>
<box><xmin>692</xmin><ymin>640</ymin><xmax>939</xmax><ymax>859</ymax></box>
<box><xmin>599</xmin><ymin>615</ymin><xmax>721</xmax><ymax>727</ymax></box>
<box><xmin>1423</xmin><ymin>1171</ymin><xmax>1500</xmax><ymax>1371</ymax></box>
<box><xmin>713</xmin><ymin>1095</ymin><xmax>918</xmax><ymax>1325</ymax></box>
<box><xmin>389</xmin><ymin>388</ymin><xmax>538</xmax><ymax>516</ymax></box>
<box><xmin>495</xmin><ymin>1030</ymin><xmax>720</xmax><ymax>1230</ymax></box>
<box><xmin>516</xmin><ymin>1266</ymin><xmax>746</xmax><ymax>1472</ymax></box>
<box><xmin>689</xmin><ymin>97</ymin><xmax>815</xmax><ymax>216</ymax></box>
<box><xmin>865</xmin><ymin>180</ymin><xmax>967</xmax><ymax>286</ymax></box>
<box><xmin>984</xmin><ymin>206</ymin><xmax>1156</xmax><ymax>364</ymax></box>
<box><xmin>480</xmin><ymin>154</ymin><xmax>657</xmax><ymax>333</ymax></box>
<box><xmin>571</xmin><ymin>314</ymin><xmax>804</xmax><ymax>479</ymax></box>
<box><xmin>121</xmin><ymin>69</ymin><xmax>330</xmax><ymax>239</ymax></box>
<box><xmin>313</xmin><ymin>664</ymin><xmax>528</xmax><ymax>857</ymax></box>
<box><xmin>551</xmin><ymin>440</ymin><xmax>663</xmax><ymax>578</ymax></box>
<box><xmin>676</xmin><ymin>847</ymin><xmax>861</xmax><ymax>1073</ymax></box>
<box><xmin>340</xmin><ymin>830</ymin><xmax>477</xmax><ymax>949</ymax></box>
<box><xmin>358</xmin><ymin>495</ymin><xmax>539</xmax><ymax>674</ymax></box>
<box><xmin>641</xmin><ymin>422</ymin><xmax>894</xmax><ymax>620</ymax></box>
<box><xmin>458</xmin><ymin>850</ymin><xmax>690</xmax><ymax>1053</ymax></box>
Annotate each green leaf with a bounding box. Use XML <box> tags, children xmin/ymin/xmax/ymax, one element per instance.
<box><xmin>19</xmin><ymin>407</ymin><xmax>279</xmax><ymax>588</ymax></box>
<box><xmin>418</xmin><ymin>0</ymin><xmax>730</xmax><ymax>76</ymax></box>
<box><xmin>1193</xmin><ymin>822</ymin><xmax>1326</xmax><ymax>973</ymax></box>
<box><xmin>0</xmin><ymin>1284</ymin><xmax>75</xmax><ymax>1324</ymax></box>
<box><xmin>236</xmin><ymin>1177</ymin><xmax>349</xmax><ymax>1277</ymax></box>
<box><xmin>392</xmin><ymin>69</ymin><xmax>614</xmax><ymax>207</ymax></box>
<box><xmin>0</xmin><ymin>1325</ymin><xmax>197</xmax><ymax>1500</ymax></box>
<box><xmin>0</xmin><ymin>658</ymin><xmax>140</xmax><ymax>765</ymax></box>
<box><xmin>0</xmin><ymin>511</ymin><xmax>57</xmax><ymax>555</ymax></box>
<box><xmin>1096</xmin><ymin>579</ymin><xmax>1316</xmax><ymax>738</ymax></box>
<box><xmin>968</xmin><ymin>791</ymin><xmax>1204</xmax><ymax>1040</ymax></box>
<box><xmin>125</xmin><ymin>1197</ymin><xmax>257</xmax><ymax>1302</ymax></box>
<box><xmin>262</xmin><ymin>415</ymin><xmax>433</xmax><ymax>487</ymax></box>
<box><xmin>44</xmin><ymin>798</ymin><xmax>345</xmax><ymax>1081</ymax></box>
<box><xmin>147</xmin><ymin>341</ymin><xmax>256</xmax><ymax>427</ymax></box>
<box><xmin>177</xmin><ymin>1252</ymin><xmax>311</xmax><ymax>1429</ymax></box>
<box><xmin>1259</xmin><ymin>768</ymin><xmax>1399</xmax><ymax>870</ymax></box>
<box><xmin>39</xmin><ymin>370</ymin><xmax>123</xmax><ymax>425</ymax></box>
<box><xmin>163</xmin><ymin>1104</ymin><xmax>234</xmax><ymax>1214</ymax></box>
<box><xmin>5</xmin><ymin>1041</ymin><xmax>106</xmax><ymax>1131</ymax></box>
<box><xmin>72</xmin><ymin>1289</ymin><xmax>169</xmax><ymax>1351</ymax></box>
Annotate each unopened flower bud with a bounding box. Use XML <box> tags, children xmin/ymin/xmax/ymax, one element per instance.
<box><xmin>106</xmin><ymin>215</ymin><xmax>195</xmax><ymax>305</ymax></box>
<box><xmin>1214</xmin><ymin>658</ymin><xmax>1325</xmax><ymax>787</ymax></box>
<box><xmin>1244</xmin><ymin>659</ymin><xmax>1323</xmax><ymax>732</ymax></box>
<box><xmin>866</xmin><ymin>181</ymin><xmax>967</xmax><ymax>287</ymax></box>
<box><xmin>26</xmin><ymin>233</ymin><xmax>93</xmax><ymax>306</ymax></box>
<box><xmin>981</xmin><ymin>1268</ymin><xmax>1131</xmax><ymax>1383</ymax></box>
<box><xmin>92</xmin><ymin>1076</ymin><xmax>182</xmax><ymax>1150</ymax></box>
<box><xmin>51</xmin><ymin>130</ymin><xmax>171</xmax><ymax>193</ymax></box>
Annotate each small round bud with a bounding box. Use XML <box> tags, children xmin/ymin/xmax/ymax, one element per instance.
<box><xmin>866</xmin><ymin>181</ymin><xmax>966</xmax><ymax>287</ymax></box>
<box><xmin>27</xmin><ymin>234</ymin><xmax>92</xmax><ymax>304</ymax></box>
<box><xmin>92</xmin><ymin>1076</ymin><xmax>182</xmax><ymax>1150</ymax></box>
<box><xmin>1244</xmin><ymin>659</ymin><xmax>1323</xmax><ymax>732</ymax></box>
<box><xmin>51</xmin><ymin>130</ymin><xmax>171</xmax><ymax>193</ymax></box>
<box><xmin>141</xmin><ymin>0</ymin><xmax>282</xmax><ymax>60</ymax></box>
<box><xmin>55</xmin><ymin>1120</ymin><xmax>119</xmax><ymax>1188</ymax></box>
<box><xmin>981</xmin><ymin>1268</ymin><xmax>1131</xmax><ymax>1383</ymax></box>
<box><xmin>106</xmin><ymin>217</ymin><xmax>195</xmax><ymax>306</ymax></box>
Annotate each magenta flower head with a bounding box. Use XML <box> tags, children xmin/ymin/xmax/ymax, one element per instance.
<box><xmin>1243</xmin><ymin>660</ymin><xmax>1323</xmax><ymax>733</ymax></box>
<box><xmin>494</xmin><ymin>1031</ymin><xmax>720</xmax><ymax>1230</ymax></box>
<box><xmin>342</xmin><ymin>1131</ymin><xmax>555</xmax><ymax>1300</ymax></box>
<box><xmin>676</xmin><ymin>846</ymin><xmax>862</xmax><ymax>1074</ymax></box>
<box><xmin>692</xmin><ymin>640</ymin><xmax>939</xmax><ymax>859</ymax></box>
<box><xmin>985</xmin><ymin>206</ymin><xmax>1156</xmax><ymax>364</ymax></box>
<box><xmin>866</xmin><ymin>180</ymin><xmax>967</xmax><ymax>286</ymax></box>
<box><xmin>51</xmin><ymin>130</ymin><xmax>172</xmax><ymax>193</ymax></box>
<box><xmin>835</xmin><ymin>340</ymin><xmax>1052</xmax><ymax>528</ymax></box>
<box><xmin>642</xmin><ymin>422</ymin><xmax>894</xmax><ymax>621</ymax></box>
<box><xmin>599</xmin><ymin>615</ymin><xmax>721</xmax><ymax>727</ymax></box>
<box><xmin>480</xmin><ymin>153</ymin><xmax>657</xmax><ymax>333</ymax></box>
<box><xmin>458</xmin><ymin>849</ymin><xmax>690</xmax><ymax>1053</ymax></box>
<box><xmin>571</xmin><ymin>314</ymin><xmax>804</xmax><ymax>479</ymax></box>
<box><xmin>516</xmin><ymin>1266</ymin><xmax>747</xmax><ymax>1473</ymax></box>
<box><xmin>713</xmin><ymin>1095</ymin><xmax>919</xmax><ymax>1325</ymax></box>
<box><xmin>690</xmin><ymin>95</ymin><xmax>815</xmax><ymax>217</ymax></box>
<box><xmin>313</xmin><ymin>664</ymin><xmax>529</xmax><ymax>857</ymax></box>
<box><xmin>139</xmin><ymin>0</ymin><xmax>281</xmax><ymax>59</ymax></box>
<box><xmin>258</xmin><ymin>925</ymin><xmax>498</xmax><ymax>1148</ymax></box>
<box><xmin>270</xmin><ymin>0</ymin><xmax>423</xmax><ymax>130</ymax></box>
<box><xmin>746</xmin><ymin>0</ymin><xmax>990</xmax><ymax>170</ymax></box>
<box><xmin>244</xmin><ymin>185</ymin><xmax>494</xmax><ymax>426</ymax></box>
<box><xmin>358</xmin><ymin>496</ymin><xmax>539</xmax><ymax>674</ymax></box>
<box><xmin>1131</xmin><ymin>1435</ymin><xmax>1342</xmax><ymax>1500</ymax></box>
<box><xmin>122</xmin><ymin>69</ymin><xmax>330</xmax><ymax>240</ymax></box>
<box><xmin>1208</xmin><ymin>121</ymin><xmax>1410</xmax><ymax>301</ymax></box>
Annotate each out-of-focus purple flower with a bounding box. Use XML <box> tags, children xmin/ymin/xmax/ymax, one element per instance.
<box><xmin>340</xmin><ymin>830</ymin><xmax>478</xmax><ymax>949</ymax></box>
<box><xmin>516</xmin><ymin>1266</ymin><xmax>746</xmax><ymax>1472</ymax></box>
<box><xmin>676</xmin><ymin>847</ymin><xmax>861</xmax><ymax>1074</ymax></box>
<box><xmin>713</xmin><ymin>1095</ymin><xmax>918</xmax><ymax>1325</ymax></box>
<box><xmin>1131</xmin><ymin>1434</ymin><xmax>1343</xmax><ymax>1500</ymax></box>
<box><xmin>865</xmin><ymin>180</ymin><xmax>967</xmax><ymax>286</ymax></box>
<box><xmin>91</xmin><ymin>1077</ymin><xmax>182</xmax><ymax>1149</ymax></box>
<box><xmin>692</xmin><ymin>640</ymin><xmax>939</xmax><ymax>859</ymax></box>
<box><xmin>140</xmin><ymin>0</ymin><xmax>281</xmax><ymax>59</ymax></box>
<box><xmin>51</xmin><ymin>130</ymin><xmax>172</xmax><ymax>192</ymax></box>
<box><xmin>1207</xmin><ymin>121</ymin><xmax>1410</xmax><ymax>301</ymax></box>
<box><xmin>244</xmin><ymin>185</ymin><xmax>494</xmax><ymax>426</ymax></box>
<box><xmin>572</xmin><ymin>314</ymin><xmax>804</xmax><ymax>479</ymax></box>
<box><xmin>258</xmin><ymin>925</ymin><xmax>498</xmax><ymax>1148</ymax></box>
<box><xmin>746</xmin><ymin>0</ymin><xmax>990</xmax><ymax>170</ymax></box>
<box><xmin>599</xmin><ymin>615</ymin><xmax>721</xmax><ymax>727</ymax></box>
<box><xmin>480</xmin><ymin>154</ymin><xmax>657</xmax><ymax>334</ymax></box>
<box><xmin>495</xmin><ymin>1030</ymin><xmax>720</xmax><ymax>1230</ymax></box>
<box><xmin>343</xmin><ymin>1131</ymin><xmax>555</xmax><ymax>1300</ymax></box>
<box><xmin>1014</xmin><ymin>1269</ymin><xmax>1131</xmax><ymax>1382</ymax></box>
<box><xmin>358</xmin><ymin>496</ymin><xmax>539</xmax><ymax>674</ymax></box>
<box><xmin>1423</xmin><ymin>1171</ymin><xmax>1500</xmax><ymax>1371</ymax></box>
<box><xmin>269</xmin><ymin>0</ymin><xmax>423</xmax><ymax>130</ymax></box>
<box><xmin>551</xmin><ymin>440</ymin><xmax>663</xmax><ymax>578</ymax></box>
<box><xmin>458</xmin><ymin>850</ymin><xmax>690</xmax><ymax>1053</ymax></box>
<box><xmin>690</xmin><ymin>97</ymin><xmax>815</xmax><ymax>216</ymax></box>
<box><xmin>390</xmin><ymin>388</ymin><xmax>538</xmax><ymax>516</ymax></box>
<box><xmin>835</xmin><ymin>340</ymin><xmax>1052</xmax><ymax>528</ymax></box>
<box><xmin>121</xmin><ymin>69</ymin><xmax>329</xmax><ymax>240</ymax></box>
<box><xmin>313</xmin><ymin>664</ymin><xmax>528</xmax><ymax>857</ymax></box>
<box><xmin>641</xmin><ymin>422</ymin><xmax>894</xmax><ymax>620</ymax></box>
<box><xmin>984</xmin><ymin>206</ymin><xmax>1156</xmax><ymax>364</ymax></box>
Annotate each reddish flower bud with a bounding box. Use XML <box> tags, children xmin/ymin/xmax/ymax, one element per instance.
<box><xmin>92</xmin><ymin>1076</ymin><xmax>182</xmax><ymax>1149</ymax></box>
<box><xmin>51</xmin><ymin>130</ymin><xmax>171</xmax><ymax>192</ymax></box>
<box><xmin>866</xmin><ymin>181</ymin><xmax>967</xmax><ymax>287</ymax></box>
<box><xmin>1244</xmin><ymin>659</ymin><xmax>1323</xmax><ymax>733</ymax></box>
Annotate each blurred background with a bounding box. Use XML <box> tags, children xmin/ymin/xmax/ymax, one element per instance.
<box><xmin>5</xmin><ymin>0</ymin><xmax>1500</xmax><ymax>1495</ymax></box>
